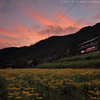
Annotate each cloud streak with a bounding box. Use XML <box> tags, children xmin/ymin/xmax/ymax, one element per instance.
<box><xmin>0</xmin><ymin>0</ymin><xmax>100</xmax><ymax>49</ymax></box>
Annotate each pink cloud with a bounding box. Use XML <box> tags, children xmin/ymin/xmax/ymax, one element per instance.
<box><xmin>0</xmin><ymin>13</ymin><xmax>2</xmax><ymax>17</ymax></box>
<box><xmin>38</xmin><ymin>25</ymin><xmax>80</xmax><ymax>36</ymax></box>
<box><xmin>0</xmin><ymin>25</ymin><xmax>47</xmax><ymax>49</ymax></box>
<box><xmin>0</xmin><ymin>36</ymin><xmax>21</xmax><ymax>49</ymax></box>
<box><xmin>77</xmin><ymin>18</ymin><xmax>94</xmax><ymax>26</ymax></box>
<box><xmin>93</xmin><ymin>13</ymin><xmax>100</xmax><ymax>20</ymax></box>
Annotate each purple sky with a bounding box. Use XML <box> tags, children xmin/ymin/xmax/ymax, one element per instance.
<box><xmin>0</xmin><ymin>0</ymin><xmax>100</xmax><ymax>49</ymax></box>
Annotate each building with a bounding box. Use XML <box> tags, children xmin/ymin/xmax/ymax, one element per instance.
<box><xmin>3</xmin><ymin>63</ymin><xmax>13</xmax><ymax>69</ymax></box>
<box><xmin>78</xmin><ymin>36</ymin><xmax>100</xmax><ymax>54</ymax></box>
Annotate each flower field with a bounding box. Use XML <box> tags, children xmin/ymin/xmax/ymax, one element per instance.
<box><xmin>0</xmin><ymin>68</ymin><xmax>100</xmax><ymax>100</ymax></box>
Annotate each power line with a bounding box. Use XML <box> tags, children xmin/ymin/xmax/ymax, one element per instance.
<box><xmin>54</xmin><ymin>0</ymin><xmax>79</xmax><ymax>25</ymax></box>
<box><xmin>45</xmin><ymin>0</ymin><xmax>79</xmax><ymax>37</ymax></box>
<box><xmin>44</xmin><ymin>3</ymin><xmax>68</xmax><ymax>37</ymax></box>
<box><xmin>52</xmin><ymin>3</ymin><xmax>68</xmax><ymax>22</ymax></box>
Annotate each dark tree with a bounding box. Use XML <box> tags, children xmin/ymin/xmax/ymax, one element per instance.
<box><xmin>32</xmin><ymin>58</ymin><xmax>39</xmax><ymax>67</ymax></box>
<box><xmin>14</xmin><ymin>58</ymin><xmax>27</xmax><ymax>68</ymax></box>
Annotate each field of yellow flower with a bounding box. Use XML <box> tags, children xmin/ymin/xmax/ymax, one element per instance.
<box><xmin>0</xmin><ymin>68</ymin><xmax>100</xmax><ymax>100</ymax></box>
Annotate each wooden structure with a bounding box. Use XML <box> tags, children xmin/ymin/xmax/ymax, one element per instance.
<box><xmin>78</xmin><ymin>36</ymin><xmax>100</xmax><ymax>54</ymax></box>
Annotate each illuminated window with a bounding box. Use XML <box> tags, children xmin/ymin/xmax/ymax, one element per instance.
<box><xmin>86</xmin><ymin>47</ymin><xmax>93</xmax><ymax>52</ymax></box>
<box><xmin>81</xmin><ymin>50</ymin><xmax>85</xmax><ymax>53</ymax></box>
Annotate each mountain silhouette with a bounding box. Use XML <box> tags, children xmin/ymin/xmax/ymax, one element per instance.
<box><xmin>0</xmin><ymin>22</ymin><xmax>100</xmax><ymax>61</ymax></box>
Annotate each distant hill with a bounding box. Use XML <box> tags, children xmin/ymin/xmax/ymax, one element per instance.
<box><xmin>0</xmin><ymin>22</ymin><xmax>100</xmax><ymax>62</ymax></box>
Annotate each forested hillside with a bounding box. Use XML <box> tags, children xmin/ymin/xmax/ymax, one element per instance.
<box><xmin>0</xmin><ymin>23</ymin><xmax>100</xmax><ymax>61</ymax></box>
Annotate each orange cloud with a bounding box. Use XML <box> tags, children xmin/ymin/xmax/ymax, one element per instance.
<box><xmin>17</xmin><ymin>0</ymin><xmax>82</xmax><ymax>32</ymax></box>
<box><xmin>52</xmin><ymin>13</ymin><xmax>82</xmax><ymax>29</ymax></box>
<box><xmin>0</xmin><ymin>25</ymin><xmax>47</xmax><ymax>49</ymax></box>
<box><xmin>23</xmin><ymin>8</ymin><xmax>54</xmax><ymax>26</ymax></box>
<box><xmin>12</xmin><ymin>25</ymin><xmax>47</xmax><ymax>42</ymax></box>
<box><xmin>0</xmin><ymin>28</ymin><xmax>15</xmax><ymax>37</ymax></box>
<box><xmin>0</xmin><ymin>37</ymin><xmax>19</xmax><ymax>49</ymax></box>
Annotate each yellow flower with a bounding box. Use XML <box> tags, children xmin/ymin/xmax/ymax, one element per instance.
<box><xmin>16</xmin><ymin>97</ymin><xmax>22</xmax><ymax>99</ymax></box>
<box><xmin>34</xmin><ymin>93</ymin><xmax>39</xmax><ymax>96</ymax></box>
<box><xmin>22</xmin><ymin>91</ymin><xmax>30</xmax><ymax>94</ymax></box>
<box><xmin>26</xmin><ymin>93</ymin><xmax>32</xmax><ymax>97</ymax></box>
<box><xmin>36</xmin><ymin>97</ymin><xmax>43</xmax><ymax>99</ymax></box>
<box><xmin>8</xmin><ymin>96</ymin><xmax>13</xmax><ymax>98</ymax></box>
<box><xmin>8</xmin><ymin>93</ymin><xmax>14</xmax><ymax>96</ymax></box>
<box><xmin>94</xmin><ymin>91</ymin><xmax>100</xmax><ymax>95</ymax></box>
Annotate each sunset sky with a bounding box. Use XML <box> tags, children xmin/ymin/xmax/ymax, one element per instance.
<box><xmin>0</xmin><ymin>0</ymin><xmax>100</xmax><ymax>49</ymax></box>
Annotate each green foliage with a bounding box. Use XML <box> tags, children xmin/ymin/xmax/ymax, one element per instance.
<box><xmin>55</xmin><ymin>53</ymin><xmax>100</xmax><ymax>62</ymax></box>
<box><xmin>14</xmin><ymin>58</ymin><xmax>27</xmax><ymax>68</ymax></box>
<box><xmin>0</xmin><ymin>75</ymin><xmax>8</xmax><ymax>100</ymax></box>
<box><xmin>37</xmin><ymin>53</ymin><xmax>100</xmax><ymax>69</ymax></box>
<box><xmin>37</xmin><ymin>59</ymin><xmax>100</xmax><ymax>69</ymax></box>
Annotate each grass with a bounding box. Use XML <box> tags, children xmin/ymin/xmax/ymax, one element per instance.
<box><xmin>37</xmin><ymin>53</ymin><xmax>100</xmax><ymax>69</ymax></box>
<box><xmin>0</xmin><ymin>69</ymin><xmax>100</xmax><ymax>100</ymax></box>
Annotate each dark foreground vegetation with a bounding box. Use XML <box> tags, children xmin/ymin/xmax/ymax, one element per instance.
<box><xmin>1</xmin><ymin>53</ymin><xmax>100</xmax><ymax>69</ymax></box>
<box><xmin>0</xmin><ymin>75</ymin><xmax>8</xmax><ymax>100</ymax></box>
